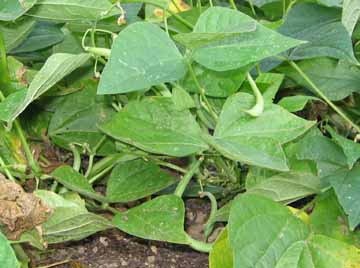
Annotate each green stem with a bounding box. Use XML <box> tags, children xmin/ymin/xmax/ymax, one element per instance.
<box><xmin>88</xmin><ymin>153</ymin><xmax>138</xmax><ymax>178</ymax></box>
<box><xmin>248</xmin><ymin>0</ymin><xmax>257</xmax><ymax>17</ymax></box>
<box><xmin>185</xmin><ymin>234</ymin><xmax>213</xmax><ymax>252</ymax></box>
<box><xmin>85</xmin><ymin>136</ymin><xmax>107</xmax><ymax>178</ymax></box>
<box><xmin>186</xmin><ymin>61</ymin><xmax>218</xmax><ymax>121</ymax></box>
<box><xmin>88</xmin><ymin>165</ymin><xmax>113</xmax><ymax>184</ymax></box>
<box><xmin>155</xmin><ymin>159</ymin><xmax>187</xmax><ymax>174</ymax></box>
<box><xmin>289</xmin><ymin>61</ymin><xmax>360</xmax><ymax>133</ymax></box>
<box><xmin>14</xmin><ymin>120</ymin><xmax>41</xmax><ymax>175</ymax></box>
<box><xmin>174</xmin><ymin>157</ymin><xmax>204</xmax><ymax>197</ymax></box>
<box><xmin>69</xmin><ymin>144</ymin><xmax>81</xmax><ymax>172</ymax></box>
<box><xmin>200</xmin><ymin>192</ymin><xmax>218</xmax><ymax>239</ymax></box>
<box><xmin>167</xmin><ymin>9</ymin><xmax>194</xmax><ymax>29</ymax></box>
<box><xmin>245</xmin><ymin>72</ymin><xmax>264</xmax><ymax>117</ymax></box>
<box><xmin>229</xmin><ymin>0</ymin><xmax>237</xmax><ymax>10</ymax></box>
<box><xmin>0</xmin><ymin>155</ymin><xmax>16</xmax><ymax>182</ymax></box>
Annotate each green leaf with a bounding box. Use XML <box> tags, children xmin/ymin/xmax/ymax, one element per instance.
<box><xmin>278</xmin><ymin>95</ymin><xmax>320</xmax><ymax>112</ymax></box>
<box><xmin>100</xmin><ymin>97</ymin><xmax>208</xmax><ymax>157</ymax></box>
<box><xmin>310</xmin><ymin>189</ymin><xmax>360</xmax><ymax>247</ymax></box>
<box><xmin>35</xmin><ymin>190</ymin><xmax>112</xmax><ymax>244</ymax></box>
<box><xmin>112</xmin><ymin>195</ymin><xmax>189</xmax><ymax>244</ymax></box>
<box><xmin>229</xmin><ymin>194</ymin><xmax>309</xmax><ymax>268</ymax></box>
<box><xmin>172</xmin><ymin>85</ymin><xmax>196</xmax><ymax>110</ymax></box>
<box><xmin>228</xmin><ymin>194</ymin><xmax>360</xmax><ymax>268</ymax></box>
<box><xmin>0</xmin><ymin>18</ymin><xmax>36</xmax><ymax>51</ymax></box>
<box><xmin>327</xmin><ymin>165</ymin><xmax>360</xmax><ymax>231</ymax></box>
<box><xmin>247</xmin><ymin>171</ymin><xmax>321</xmax><ymax>203</ymax></box>
<box><xmin>51</xmin><ymin>165</ymin><xmax>106</xmax><ymax>202</ymax></box>
<box><xmin>181</xmin><ymin>62</ymin><xmax>250</xmax><ymax>97</ymax></box>
<box><xmin>207</xmin><ymin>93</ymin><xmax>315</xmax><ymax>170</ymax></box>
<box><xmin>279</xmin><ymin>3</ymin><xmax>358</xmax><ymax>64</ymax></box>
<box><xmin>2</xmin><ymin>53</ymin><xmax>91</xmax><ymax>125</ymax></box>
<box><xmin>48</xmin><ymin>81</ymin><xmax>116</xmax><ymax>156</ymax></box>
<box><xmin>27</xmin><ymin>0</ymin><xmax>115</xmax><ymax>21</ymax></box>
<box><xmin>10</xmin><ymin>22</ymin><xmax>64</xmax><ymax>54</ymax></box>
<box><xmin>0</xmin><ymin>232</ymin><xmax>19</xmax><ymax>268</ymax></box>
<box><xmin>173</xmin><ymin>7</ymin><xmax>256</xmax><ymax>49</ymax></box>
<box><xmin>294</xmin><ymin>133</ymin><xmax>348</xmax><ymax>177</ymax></box>
<box><xmin>327</xmin><ymin>127</ymin><xmax>360</xmax><ymax>169</ymax></box>
<box><xmin>278</xmin><ymin>57</ymin><xmax>360</xmax><ymax>101</ymax></box>
<box><xmin>342</xmin><ymin>0</ymin><xmax>360</xmax><ymax>35</ymax></box>
<box><xmin>209</xmin><ymin>228</ymin><xmax>233</xmax><ymax>268</ymax></box>
<box><xmin>106</xmin><ymin>159</ymin><xmax>177</xmax><ymax>203</ymax></box>
<box><xmin>97</xmin><ymin>22</ymin><xmax>186</xmax><ymax>94</ymax></box>
<box><xmin>0</xmin><ymin>0</ymin><xmax>36</xmax><ymax>21</ymax></box>
<box><xmin>184</xmin><ymin>7</ymin><xmax>303</xmax><ymax>71</ymax></box>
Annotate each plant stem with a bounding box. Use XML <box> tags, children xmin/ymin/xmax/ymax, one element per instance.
<box><xmin>186</xmin><ymin>61</ymin><xmax>218</xmax><ymax>121</ymax></box>
<box><xmin>248</xmin><ymin>0</ymin><xmax>257</xmax><ymax>17</ymax></box>
<box><xmin>229</xmin><ymin>0</ymin><xmax>237</xmax><ymax>10</ymax></box>
<box><xmin>69</xmin><ymin>144</ymin><xmax>81</xmax><ymax>172</ymax></box>
<box><xmin>174</xmin><ymin>157</ymin><xmax>204</xmax><ymax>197</ymax></box>
<box><xmin>0</xmin><ymin>155</ymin><xmax>16</xmax><ymax>181</ymax></box>
<box><xmin>200</xmin><ymin>191</ymin><xmax>218</xmax><ymax>239</ymax></box>
<box><xmin>289</xmin><ymin>61</ymin><xmax>360</xmax><ymax>133</ymax></box>
<box><xmin>167</xmin><ymin>9</ymin><xmax>194</xmax><ymax>29</ymax></box>
<box><xmin>155</xmin><ymin>159</ymin><xmax>187</xmax><ymax>174</ymax></box>
<box><xmin>88</xmin><ymin>165</ymin><xmax>113</xmax><ymax>184</ymax></box>
<box><xmin>85</xmin><ymin>136</ymin><xmax>107</xmax><ymax>177</ymax></box>
<box><xmin>245</xmin><ymin>72</ymin><xmax>264</xmax><ymax>117</ymax></box>
<box><xmin>185</xmin><ymin>234</ymin><xmax>213</xmax><ymax>252</ymax></box>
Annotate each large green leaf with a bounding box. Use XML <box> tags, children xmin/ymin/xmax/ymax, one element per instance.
<box><xmin>97</xmin><ymin>22</ymin><xmax>186</xmax><ymax>94</ymax></box>
<box><xmin>327</xmin><ymin>165</ymin><xmax>360</xmax><ymax>231</ymax></box>
<box><xmin>0</xmin><ymin>18</ymin><xmax>36</xmax><ymax>51</ymax></box>
<box><xmin>51</xmin><ymin>165</ymin><xmax>106</xmax><ymax>202</ymax></box>
<box><xmin>278</xmin><ymin>57</ymin><xmax>360</xmax><ymax>101</ymax></box>
<box><xmin>48</xmin><ymin>81</ymin><xmax>116</xmax><ymax>155</ymax></box>
<box><xmin>1</xmin><ymin>53</ymin><xmax>91</xmax><ymax>125</ymax></box>
<box><xmin>100</xmin><ymin>97</ymin><xmax>208</xmax><ymax>157</ymax></box>
<box><xmin>35</xmin><ymin>191</ymin><xmax>112</xmax><ymax>244</ymax></box>
<box><xmin>279</xmin><ymin>3</ymin><xmax>358</xmax><ymax>64</ymax></box>
<box><xmin>0</xmin><ymin>232</ymin><xmax>19</xmax><ymax>268</ymax></box>
<box><xmin>207</xmin><ymin>93</ymin><xmax>315</xmax><ymax>170</ymax></box>
<box><xmin>228</xmin><ymin>194</ymin><xmax>360</xmax><ymax>268</ymax></box>
<box><xmin>27</xmin><ymin>0</ymin><xmax>114</xmax><ymax>21</ymax></box>
<box><xmin>229</xmin><ymin>194</ymin><xmax>309</xmax><ymax>268</ymax></box>
<box><xmin>0</xmin><ymin>0</ymin><xmax>36</xmax><ymax>21</ymax></box>
<box><xmin>10</xmin><ymin>22</ymin><xmax>64</xmax><ymax>54</ymax></box>
<box><xmin>180</xmin><ymin>7</ymin><xmax>303</xmax><ymax>71</ymax></box>
<box><xmin>342</xmin><ymin>0</ymin><xmax>360</xmax><ymax>35</ymax></box>
<box><xmin>112</xmin><ymin>195</ymin><xmax>189</xmax><ymax>244</ymax></box>
<box><xmin>106</xmin><ymin>159</ymin><xmax>177</xmax><ymax>203</ymax></box>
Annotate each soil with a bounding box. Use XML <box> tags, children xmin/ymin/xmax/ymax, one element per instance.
<box><xmin>28</xmin><ymin>199</ymin><xmax>213</xmax><ymax>268</ymax></box>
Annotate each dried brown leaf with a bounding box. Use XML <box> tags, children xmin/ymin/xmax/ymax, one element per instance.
<box><xmin>0</xmin><ymin>174</ymin><xmax>52</xmax><ymax>240</ymax></box>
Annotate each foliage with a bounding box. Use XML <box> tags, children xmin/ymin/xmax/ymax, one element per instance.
<box><xmin>0</xmin><ymin>0</ymin><xmax>360</xmax><ymax>267</ymax></box>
